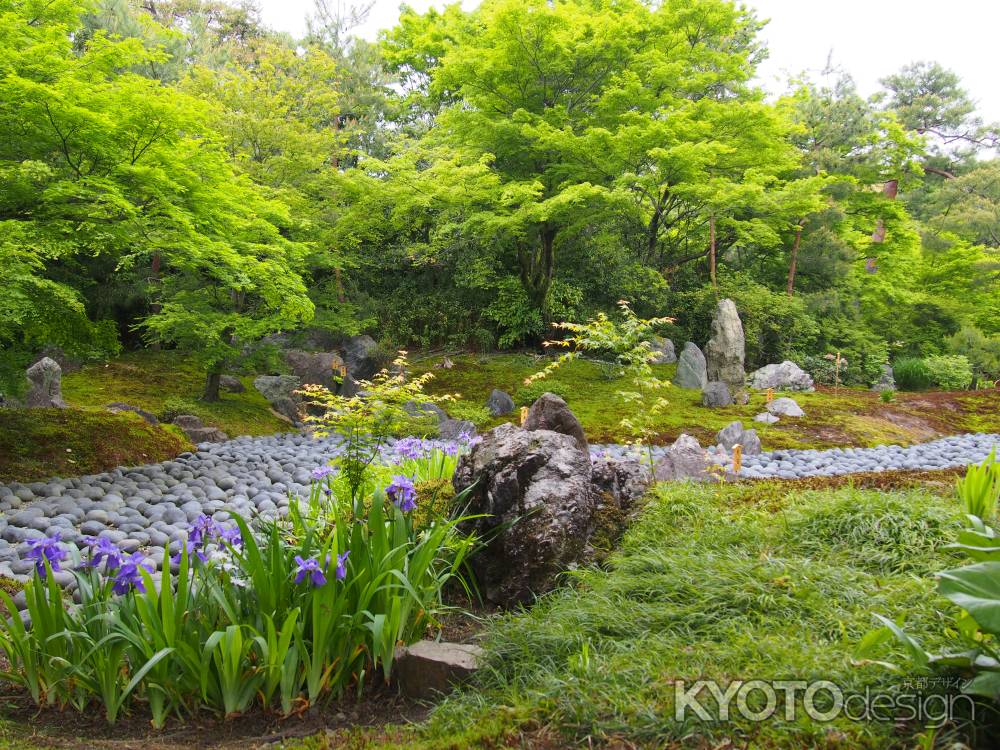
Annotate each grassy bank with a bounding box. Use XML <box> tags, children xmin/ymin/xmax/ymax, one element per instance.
<box><xmin>307</xmin><ymin>479</ymin><xmax>974</xmax><ymax>749</ymax></box>
<box><xmin>415</xmin><ymin>352</ymin><xmax>1000</xmax><ymax>449</ymax></box>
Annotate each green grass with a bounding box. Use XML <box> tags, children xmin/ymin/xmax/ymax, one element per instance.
<box><xmin>414</xmin><ymin>353</ymin><xmax>1000</xmax><ymax>449</ymax></box>
<box><xmin>62</xmin><ymin>351</ymin><xmax>290</xmax><ymax>438</ymax></box>
<box><xmin>322</xmin><ymin>481</ymin><xmax>972</xmax><ymax>749</ymax></box>
<box><xmin>0</xmin><ymin>408</ymin><xmax>191</xmax><ymax>483</ymax></box>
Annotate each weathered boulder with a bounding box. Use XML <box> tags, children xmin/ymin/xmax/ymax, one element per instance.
<box><xmin>674</xmin><ymin>342</ymin><xmax>708</xmax><ymax>390</ymax></box>
<box><xmin>269</xmin><ymin>397</ymin><xmax>301</xmax><ymax>424</ymax></box>
<box><xmin>653</xmin><ymin>434</ymin><xmax>717</xmax><ymax>482</ymax></box>
<box><xmin>439</xmin><ymin>418</ymin><xmax>476</xmax><ymax>441</ymax></box>
<box><xmin>220</xmin><ymin>375</ymin><xmax>245</xmax><ymax>394</ymax></box>
<box><xmin>767</xmin><ymin>397</ymin><xmax>805</xmax><ymax>418</ymax></box>
<box><xmin>523</xmin><ymin>393</ymin><xmax>588</xmax><ymax>453</ymax></box>
<box><xmin>486</xmin><ymin>388</ymin><xmax>515</xmax><ymax>417</ymax></box>
<box><xmin>342</xmin><ymin>335</ymin><xmax>383</xmax><ymax>381</ymax></box>
<box><xmin>284</xmin><ymin>350</ymin><xmax>345</xmax><ymax>391</ymax></box>
<box><xmin>454</xmin><ymin>424</ymin><xmax>597</xmax><ymax>605</ymax></box>
<box><xmin>32</xmin><ymin>346</ymin><xmax>80</xmax><ymax>374</ymax></box>
<box><xmin>872</xmin><ymin>364</ymin><xmax>896</xmax><ymax>392</ymax></box>
<box><xmin>106</xmin><ymin>402</ymin><xmax>158</xmax><ymax>425</ymax></box>
<box><xmin>704</xmin><ymin>299</ymin><xmax>746</xmax><ymax>393</ymax></box>
<box><xmin>393</xmin><ymin>641</ymin><xmax>484</xmax><ymax>699</ymax></box>
<box><xmin>715</xmin><ymin>421</ymin><xmax>762</xmax><ymax>455</ymax></box>
<box><xmin>701</xmin><ymin>381</ymin><xmax>733</xmax><ymax>408</ymax></box>
<box><xmin>754</xmin><ymin>412</ymin><xmax>779</xmax><ymax>425</ymax></box>
<box><xmin>590</xmin><ymin>456</ymin><xmax>653</xmax><ymax>513</ymax></box>
<box><xmin>649</xmin><ymin>336</ymin><xmax>677</xmax><ymax>365</ymax></box>
<box><xmin>25</xmin><ymin>357</ymin><xmax>66</xmax><ymax>408</ymax></box>
<box><xmin>254</xmin><ymin>374</ymin><xmax>301</xmax><ymax>403</ymax></box>
<box><xmin>172</xmin><ymin>415</ymin><xmax>228</xmax><ymax>444</ymax></box>
<box><xmin>749</xmin><ymin>361</ymin><xmax>815</xmax><ymax>392</ymax></box>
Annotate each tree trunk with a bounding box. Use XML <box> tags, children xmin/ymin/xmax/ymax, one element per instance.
<box><xmin>786</xmin><ymin>223</ymin><xmax>803</xmax><ymax>296</ymax></box>
<box><xmin>518</xmin><ymin>225</ymin><xmax>557</xmax><ymax>312</ymax></box>
<box><xmin>150</xmin><ymin>252</ymin><xmax>162</xmax><ymax>351</ymax></box>
<box><xmin>203</xmin><ymin>370</ymin><xmax>222</xmax><ymax>402</ymax></box>
<box><xmin>708</xmin><ymin>216</ymin><xmax>717</xmax><ymax>290</ymax></box>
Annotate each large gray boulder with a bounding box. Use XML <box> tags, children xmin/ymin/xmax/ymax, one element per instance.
<box><xmin>523</xmin><ymin>393</ymin><xmax>588</xmax><ymax>453</ymax></box>
<box><xmin>486</xmin><ymin>388</ymin><xmax>515</xmax><ymax>417</ymax></box>
<box><xmin>649</xmin><ymin>336</ymin><xmax>677</xmax><ymax>365</ymax></box>
<box><xmin>25</xmin><ymin>357</ymin><xmax>66</xmax><ymax>408</ymax></box>
<box><xmin>673</xmin><ymin>342</ymin><xmax>708</xmax><ymax>390</ymax></box>
<box><xmin>454</xmin><ymin>424</ymin><xmax>598</xmax><ymax>605</ymax></box>
<box><xmin>701</xmin><ymin>381</ymin><xmax>733</xmax><ymax>408</ymax></box>
<box><xmin>653</xmin><ymin>434</ymin><xmax>717</xmax><ymax>482</ymax></box>
<box><xmin>342</xmin><ymin>335</ymin><xmax>383</xmax><ymax>381</ymax></box>
<box><xmin>749</xmin><ymin>361</ymin><xmax>815</xmax><ymax>392</ymax></box>
<box><xmin>284</xmin><ymin>350</ymin><xmax>345</xmax><ymax>391</ymax></box>
<box><xmin>704</xmin><ymin>299</ymin><xmax>746</xmax><ymax>393</ymax></box>
<box><xmin>254</xmin><ymin>375</ymin><xmax>303</xmax><ymax>424</ymax></box>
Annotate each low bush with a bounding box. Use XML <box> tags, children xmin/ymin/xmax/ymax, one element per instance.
<box><xmin>892</xmin><ymin>357</ymin><xmax>933</xmax><ymax>391</ymax></box>
<box><xmin>924</xmin><ymin>354</ymin><xmax>973</xmax><ymax>391</ymax></box>
<box><xmin>446</xmin><ymin>401</ymin><xmax>492</xmax><ymax>426</ymax></box>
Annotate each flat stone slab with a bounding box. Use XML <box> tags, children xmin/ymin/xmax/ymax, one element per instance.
<box><xmin>393</xmin><ymin>640</ymin><xmax>484</xmax><ymax>699</ymax></box>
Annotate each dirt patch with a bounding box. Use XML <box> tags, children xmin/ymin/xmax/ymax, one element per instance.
<box><xmin>878</xmin><ymin>410</ymin><xmax>941</xmax><ymax>441</ymax></box>
<box><xmin>0</xmin><ymin>682</ymin><xmax>428</xmax><ymax>750</ymax></box>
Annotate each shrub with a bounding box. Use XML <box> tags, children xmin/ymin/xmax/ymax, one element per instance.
<box><xmin>924</xmin><ymin>354</ymin><xmax>973</xmax><ymax>391</ymax></box>
<box><xmin>956</xmin><ymin>448</ymin><xmax>1000</xmax><ymax>520</ymax></box>
<box><xmin>159</xmin><ymin>396</ymin><xmax>202</xmax><ymax>423</ymax></box>
<box><xmin>947</xmin><ymin>326</ymin><xmax>1000</xmax><ymax>383</ymax></box>
<box><xmin>892</xmin><ymin>357</ymin><xmax>933</xmax><ymax>391</ymax></box>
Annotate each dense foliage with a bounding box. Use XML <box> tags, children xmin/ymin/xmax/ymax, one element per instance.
<box><xmin>2</xmin><ymin>0</ymin><xmax>1000</xmax><ymax>393</ymax></box>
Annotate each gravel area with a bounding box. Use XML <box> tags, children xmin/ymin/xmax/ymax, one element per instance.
<box><xmin>1</xmin><ymin>431</ymin><xmax>997</xmax><ymax>596</ymax></box>
<box><xmin>592</xmin><ymin>432</ymin><xmax>1000</xmax><ymax>479</ymax></box>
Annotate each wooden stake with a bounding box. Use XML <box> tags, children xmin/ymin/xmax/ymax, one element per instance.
<box><xmin>520</xmin><ymin>407</ymin><xmax>528</xmax><ymax>425</ymax></box>
<box><xmin>732</xmin><ymin>444</ymin><xmax>743</xmax><ymax>475</ymax></box>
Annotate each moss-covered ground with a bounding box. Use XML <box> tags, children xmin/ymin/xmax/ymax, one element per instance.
<box><xmin>413</xmin><ymin>352</ymin><xmax>1000</xmax><ymax>449</ymax></box>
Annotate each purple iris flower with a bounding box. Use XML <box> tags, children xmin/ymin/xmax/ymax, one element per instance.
<box><xmin>217</xmin><ymin>525</ymin><xmax>242</xmax><ymax>547</ymax></box>
<box><xmin>335</xmin><ymin>550</ymin><xmax>350</xmax><ymax>581</ymax></box>
<box><xmin>293</xmin><ymin>555</ymin><xmax>327</xmax><ymax>587</ymax></box>
<box><xmin>387</xmin><ymin>475</ymin><xmax>417</xmax><ymax>513</ymax></box>
<box><xmin>112</xmin><ymin>552</ymin><xmax>155</xmax><ymax>595</ymax></box>
<box><xmin>80</xmin><ymin>536</ymin><xmax>122</xmax><ymax>570</ymax></box>
<box><xmin>393</xmin><ymin>437</ymin><xmax>426</xmax><ymax>461</ymax></box>
<box><xmin>440</xmin><ymin>442</ymin><xmax>458</xmax><ymax>457</ymax></box>
<box><xmin>189</xmin><ymin>514</ymin><xmax>216</xmax><ymax>546</ymax></box>
<box><xmin>311</xmin><ymin>465</ymin><xmax>335</xmax><ymax>481</ymax></box>
<box><xmin>25</xmin><ymin>533</ymin><xmax>68</xmax><ymax>577</ymax></box>
<box><xmin>171</xmin><ymin>540</ymin><xmax>209</xmax><ymax>565</ymax></box>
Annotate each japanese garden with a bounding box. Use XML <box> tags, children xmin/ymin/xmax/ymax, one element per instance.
<box><xmin>1</xmin><ymin>0</ymin><xmax>1000</xmax><ymax>747</ymax></box>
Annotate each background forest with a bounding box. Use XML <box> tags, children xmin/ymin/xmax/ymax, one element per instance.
<box><xmin>3</xmin><ymin>0</ymin><xmax>1000</xmax><ymax>397</ymax></box>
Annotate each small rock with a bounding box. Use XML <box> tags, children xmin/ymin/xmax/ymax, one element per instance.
<box><xmin>748</xmin><ymin>361</ymin><xmax>815</xmax><ymax>392</ymax></box>
<box><xmin>754</xmin><ymin>412</ymin><xmax>779</xmax><ymax>424</ymax></box>
<box><xmin>106</xmin><ymin>402</ymin><xmax>159</xmax><ymax>425</ymax></box>
<box><xmin>649</xmin><ymin>336</ymin><xmax>676</xmax><ymax>364</ymax></box>
<box><xmin>25</xmin><ymin>357</ymin><xmax>67</xmax><ymax>408</ymax></box>
<box><xmin>486</xmin><ymin>389</ymin><xmax>515</xmax><ymax>417</ymax></box>
<box><xmin>767</xmin><ymin>397</ymin><xmax>805</xmax><ymax>418</ymax></box>
<box><xmin>439</xmin><ymin>418</ymin><xmax>476</xmax><ymax>441</ymax></box>
<box><xmin>701</xmin><ymin>381</ymin><xmax>733</xmax><ymax>408</ymax></box>
<box><xmin>220</xmin><ymin>375</ymin><xmax>245</xmax><ymax>393</ymax></box>
<box><xmin>653</xmin><ymin>434</ymin><xmax>717</xmax><ymax>482</ymax></box>
<box><xmin>393</xmin><ymin>640</ymin><xmax>484</xmax><ymax>699</ymax></box>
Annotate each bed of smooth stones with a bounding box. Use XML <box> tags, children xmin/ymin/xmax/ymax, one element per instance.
<box><xmin>0</xmin><ymin>432</ymin><xmax>467</xmax><ymax>600</ymax></box>
<box><xmin>1</xmin><ymin>431</ymin><xmax>998</xmax><ymax>602</ymax></box>
<box><xmin>591</xmin><ymin>432</ymin><xmax>1000</xmax><ymax>479</ymax></box>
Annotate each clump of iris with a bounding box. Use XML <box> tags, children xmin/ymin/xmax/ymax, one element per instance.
<box><xmin>171</xmin><ymin>514</ymin><xmax>242</xmax><ymax>565</ymax></box>
<box><xmin>386</xmin><ymin>475</ymin><xmax>417</xmax><ymax>513</ymax></box>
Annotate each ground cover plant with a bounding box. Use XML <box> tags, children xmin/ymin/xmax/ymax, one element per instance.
<box><xmin>279</xmin><ymin>479</ymin><xmax>978</xmax><ymax>749</ymax></box>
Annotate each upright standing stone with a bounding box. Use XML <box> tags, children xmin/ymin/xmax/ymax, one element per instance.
<box><xmin>704</xmin><ymin>299</ymin><xmax>746</xmax><ymax>393</ymax></box>
<box><xmin>674</xmin><ymin>342</ymin><xmax>708</xmax><ymax>390</ymax></box>
<box><xmin>486</xmin><ymin>388</ymin><xmax>515</xmax><ymax>416</ymax></box>
<box><xmin>25</xmin><ymin>357</ymin><xmax>67</xmax><ymax>408</ymax></box>
<box><xmin>523</xmin><ymin>393</ymin><xmax>588</xmax><ymax>452</ymax></box>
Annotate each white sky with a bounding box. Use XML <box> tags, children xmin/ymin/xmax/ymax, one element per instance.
<box><xmin>256</xmin><ymin>0</ymin><xmax>1000</xmax><ymax>122</ymax></box>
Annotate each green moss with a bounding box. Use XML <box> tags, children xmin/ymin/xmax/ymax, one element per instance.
<box><xmin>0</xmin><ymin>408</ymin><xmax>191</xmax><ymax>483</ymax></box>
<box><xmin>62</xmin><ymin>351</ymin><xmax>289</xmax><ymax>438</ymax></box>
<box><xmin>414</xmin><ymin>353</ymin><xmax>1000</xmax><ymax>449</ymax></box>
